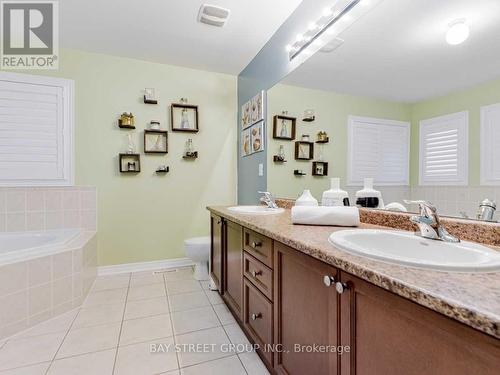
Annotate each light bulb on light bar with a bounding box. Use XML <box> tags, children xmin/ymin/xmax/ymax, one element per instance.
<box><xmin>322</xmin><ymin>7</ymin><xmax>333</xmax><ymax>17</ymax></box>
<box><xmin>308</xmin><ymin>22</ymin><xmax>317</xmax><ymax>31</ymax></box>
<box><xmin>446</xmin><ymin>19</ymin><xmax>469</xmax><ymax>45</ymax></box>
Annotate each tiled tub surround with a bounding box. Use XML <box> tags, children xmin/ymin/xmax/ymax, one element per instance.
<box><xmin>0</xmin><ymin>232</ymin><xmax>97</xmax><ymax>340</ymax></box>
<box><xmin>208</xmin><ymin>206</ymin><xmax>500</xmax><ymax>339</ymax></box>
<box><xmin>0</xmin><ymin>187</ymin><xmax>97</xmax><ymax>232</ymax></box>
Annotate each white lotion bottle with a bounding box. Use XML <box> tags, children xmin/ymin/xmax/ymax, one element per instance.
<box><xmin>295</xmin><ymin>190</ymin><xmax>319</xmax><ymax>206</ymax></box>
<box><xmin>321</xmin><ymin>178</ymin><xmax>350</xmax><ymax>206</ymax></box>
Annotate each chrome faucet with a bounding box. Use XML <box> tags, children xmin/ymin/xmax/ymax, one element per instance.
<box><xmin>404</xmin><ymin>200</ymin><xmax>460</xmax><ymax>243</ymax></box>
<box><xmin>258</xmin><ymin>191</ymin><xmax>278</xmax><ymax>209</ymax></box>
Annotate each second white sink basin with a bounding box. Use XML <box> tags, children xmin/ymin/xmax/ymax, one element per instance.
<box><xmin>228</xmin><ymin>205</ymin><xmax>284</xmax><ymax>215</ymax></box>
<box><xmin>329</xmin><ymin>229</ymin><xmax>500</xmax><ymax>273</ymax></box>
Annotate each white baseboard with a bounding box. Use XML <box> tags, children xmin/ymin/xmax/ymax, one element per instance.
<box><xmin>98</xmin><ymin>257</ymin><xmax>194</xmax><ymax>276</ymax></box>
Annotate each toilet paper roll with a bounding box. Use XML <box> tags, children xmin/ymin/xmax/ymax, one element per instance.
<box><xmin>291</xmin><ymin>206</ymin><xmax>360</xmax><ymax>226</ymax></box>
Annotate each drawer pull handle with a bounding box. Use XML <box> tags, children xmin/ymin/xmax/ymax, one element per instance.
<box><xmin>251</xmin><ymin>313</ymin><xmax>262</xmax><ymax>320</ymax></box>
<box><xmin>251</xmin><ymin>270</ymin><xmax>262</xmax><ymax>278</ymax></box>
<box><xmin>251</xmin><ymin>241</ymin><xmax>262</xmax><ymax>248</ymax></box>
<box><xmin>323</xmin><ymin>275</ymin><xmax>336</xmax><ymax>287</ymax></box>
<box><xmin>335</xmin><ymin>282</ymin><xmax>348</xmax><ymax>294</ymax></box>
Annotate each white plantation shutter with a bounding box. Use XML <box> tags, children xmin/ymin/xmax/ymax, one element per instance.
<box><xmin>0</xmin><ymin>72</ymin><xmax>74</xmax><ymax>186</ymax></box>
<box><xmin>419</xmin><ymin>111</ymin><xmax>468</xmax><ymax>186</ymax></box>
<box><xmin>347</xmin><ymin>116</ymin><xmax>410</xmax><ymax>185</ymax></box>
<box><xmin>481</xmin><ymin>103</ymin><xmax>500</xmax><ymax>185</ymax></box>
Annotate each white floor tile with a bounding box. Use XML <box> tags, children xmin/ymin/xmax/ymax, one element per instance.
<box><xmin>73</xmin><ymin>303</ymin><xmax>124</xmax><ymax>329</ymax></box>
<box><xmin>9</xmin><ymin>310</ymin><xmax>77</xmax><ymax>340</ymax></box>
<box><xmin>166</xmin><ymin>280</ymin><xmax>202</xmax><ymax>295</ymax></box>
<box><xmin>127</xmin><ymin>284</ymin><xmax>166</xmax><ymax>302</ymax></box>
<box><xmin>164</xmin><ymin>268</ymin><xmax>194</xmax><ymax>282</ymax></box>
<box><xmin>47</xmin><ymin>349</ymin><xmax>115</xmax><ymax>375</ymax></box>
<box><xmin>171</xmin><ymin>306</ymin><xmax>220</xmax><ymax>335</ymax></box>
<box><xmin>119</xmin><ymin>314</ymin><xmax>172</xmax><ymax>346</ymax></box>
<box><xmin>124</xmin><ymin>296</ymin><xmax>169</xmax><ymax>320</ymax></box>
<box><xmin>56</xmin><ymin>322</ymin><xmax>121</xmax><ymax>359</ymax></box>
<box><xmin>83</xmin><ymin>288</ymin><xmax>127</xmax><ymax>307</ymax></box>
<box><xmin>0</xmin><ymin>332</ymin><xmax>65</xmax><ymax>371</ymax></box>
<box><xmin>129</xmin><ymin>273</ymin><xmax>165</xmax><ymax>288</ymax></box>
<box><xmin>204</xmin><ymin>290</ymin><xmax>223</xmax><ymax>305</ymax></box>
<box><xmin>238</xmin><ymin>352</ymin><xmax>270</xmax><ymax>375</ymax></box>
<box><xmin>114</xmin><ymin>337</ymin><xmax>178</xmax><ymax>375</ymax></box>
<box><xmin>213</xmin><ymin>304</ymin><xmax>237</xmax><ymax>325</ymax></box>
<box><xmin>176</xmin><ymin>326</ymin><xmax>231</xmax><ymax>368</ymax></box>
<box><xmin>198</xmin><ymin>281</ymin><xmax>211</xmax><ymax>291</ymax></box>
<box><xmin>91</xmin><ymin>275</ymin><xmax>130</xmax><ymax>292</ymax></box>
<box><xmin>180</xmin><ymin>355</ymin><xmax>246</xmax><ymax>375</ymax></box>
<box><xmin>224</xmin><ymin>323</ymin><xmax>251</xmax><ymax>353</ymax></box>
<box><xmin>169</xmin><ymin>291</ymin><xmax>210</xmax><ymax>312</ymax></box>
<box><xmin>0</xmin><ymin>362</ymin><xmax>50</xmax><ymax>375</ymax></box>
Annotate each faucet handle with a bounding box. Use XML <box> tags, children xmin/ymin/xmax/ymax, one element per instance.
<box><xmin>404</xmin><ymin>200</ymin><xmax>437</xmax><ymax>215</ymax></box>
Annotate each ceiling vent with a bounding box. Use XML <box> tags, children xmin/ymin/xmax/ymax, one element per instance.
<box><xmin>198</xmin><ymin>4</ymin><xmax>230</xmax><ymax>27</ymax></box>
<box><xmin>320</xmin><ymin>38</ymin><xmax>345</xmax><ymax>53</ymax></box>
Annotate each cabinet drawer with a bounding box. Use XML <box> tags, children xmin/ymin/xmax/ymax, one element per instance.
<box><xmin>243</xmin><ymin>252</ymin><xmax>273</xmax><ymax>301</ymax></box>
<box><xmin>243</xmin><ymin>229</ymin><xmax>273</xmax><ymax>268</ymax></box>
<box><xmin>244</xmin><ymin>278</ymin><xmax>273</xmax><ymax>365</ymax></box>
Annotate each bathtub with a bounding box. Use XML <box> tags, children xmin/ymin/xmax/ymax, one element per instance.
<box><xmin>0</xmin><ymin>229</ymin><xmax>97</xmax><ymax>339</ymax></box>
<box><xmin>0</xmin><ymin>229</ymin><xmax>81</xmax><ymax>265</ymax></box>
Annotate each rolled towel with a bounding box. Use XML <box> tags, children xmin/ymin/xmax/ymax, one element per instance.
<box><xmin>291</xmin><ymin>206</ymin><xmax>360</xmax><ymax>226</ymax></box>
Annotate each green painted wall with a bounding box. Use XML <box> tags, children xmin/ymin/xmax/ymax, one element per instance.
<box><xmin>267</xmin><ymin>84</ymin><xmax>412</xmax><ymax>199</ymax></box>
<box><xmin>410</xmin><ymin>78</ymin><xmax>500</xmax><ymax>186</ymax></box>
<box><xmin>3</xmin><ymin>49</ymin><xmax>237</xmax><ymax>266</ymax></box>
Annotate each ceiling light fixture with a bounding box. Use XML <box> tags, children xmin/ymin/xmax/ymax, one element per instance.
<box><xmin>446</xmin><ymin>19</ymin><xmax>470</xmax><ymax>45</ymax></box>
<box><xmin>287</xmin><ymin>0</ymin><xmax>383</xmax><ymax>61</ymax></box>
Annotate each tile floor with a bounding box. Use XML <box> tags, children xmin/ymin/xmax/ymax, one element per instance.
<box><xmin>0</xmin><ymin>267</ymin><xmax>269</xmax><ymax>375</ymax></box>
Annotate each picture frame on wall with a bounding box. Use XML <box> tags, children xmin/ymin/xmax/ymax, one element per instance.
<box><xmin>144</xmin><ymin>130</ymin><xmax>168</xmax><ymax>154</ymax></box>
<box><xmin>241</xmin><ymin>101</ymin><xmax>251</xmax><ymax>130</ymax></box>
<box><xmin>241</xmin><ymin>91</ymin><xmax>264</xmax><ymax>130</ymax></box>
<box><xmin>170</xmin><ymin>103</ymin><xmax>199</xmax><ymax>132</ymax></box>
<box><xmin>294</xmin><ymin>141</ymin><xmax>314</xmax><ymax>160</ymax></box>
<box><xmin>250</xmin><ymin>121</ymin><xmax>265</xmax><ymax>154</ymax></box>
<box><xmin>273</xmin><ymin>115</ymin><xmax>296</xmax><ymax>140</ymax></box>
<box><xmin>241</xmin><ymin>128</ymin><xmax>251</xmax><ymax>157</ymax></box>
<box><xmin>312</xmin><ymin>161</ymin><xmax>328</xmax><ymax>176</ymax></box>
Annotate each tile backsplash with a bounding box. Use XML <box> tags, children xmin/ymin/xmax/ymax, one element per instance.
<box><xmin>0</xmin><ymin>187</ymin><xmax>97</xmax><ymax>232</ymax></box>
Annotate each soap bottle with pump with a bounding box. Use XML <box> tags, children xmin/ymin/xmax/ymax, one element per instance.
<box><xmin>355</xmin><ymin>178</ymin><xmax>384</xmax><ymax>208</ymax></box>
<box><xmin>321</xmin><ymin>178</ymin><xmax>350</xmax><ymax>206</ymax></box>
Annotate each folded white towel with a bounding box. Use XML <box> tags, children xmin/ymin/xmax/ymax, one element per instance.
<box><xmin>291</xmin><ymin>206</ymin><xmax>360</xmax><ymax>227</ymax></box>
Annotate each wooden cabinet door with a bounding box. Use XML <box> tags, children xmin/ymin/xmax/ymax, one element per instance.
<box><xmin>339</xmin><ymin>271</ymin><xmax>500</xmax><ymax>375</ymax></box>
<box><xmin>210</xmin><ymin>214</ymin><xmax>223</xmax><ymax>292</ymax></box>
<box><xmin>274</xmin><ymin>242</ymin><xmax>340</xmax><ymax>375</ymax></box>
<box><xmin>223</xmin><ymin>220</ymin><xmax>243</xmax><ymax>319</ymax></box>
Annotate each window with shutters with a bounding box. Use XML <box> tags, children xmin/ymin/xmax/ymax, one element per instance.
<box><xmin>347</xmin><ymin>116</ymin><xmax>410</xmax><ymax>186</ymax></box>
<box><xmin>419</xmin><ymin>111</ymin><xmax>468</xmax><ymax>186</ymax></box>
<box><xmin>480</xmin><ymin>103</ymin><xmax>500</xmax><ymax>185</ymax></box>
<box><xmin>0</xmin><ymin>72</ymin><xmax>74</xmax><ymax>186</ymax></box>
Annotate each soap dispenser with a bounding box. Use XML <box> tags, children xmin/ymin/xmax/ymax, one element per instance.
<box><xmin>321</xmin><ymin>178</ymin><xmax>350</xmax><ymax>206</ymax></box>
<box><xmin>295</xmin><ymin>190</ymin><xmax>318</xmax><ymax>206</ymax></box>
<box><xmin>355</xmin><ymin>178</ymin><xmax>384</xmax><ymax>208</ymax></box>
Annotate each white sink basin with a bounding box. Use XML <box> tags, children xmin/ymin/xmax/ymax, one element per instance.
<box><xmin>227</xmin><ymin>206</ymin><xmax>284</xmax><ymax>215</ymax></box>
<box><xmin>329</xmin><ymin>229</ymin><xmax>500</xmax><ymax>273</ymax></box>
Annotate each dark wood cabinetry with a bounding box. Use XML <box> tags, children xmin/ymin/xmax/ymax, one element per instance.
<box><xmin>274</xmin><ymin>242</ymin><xmax>340</xmax><ymax>375</ymax></box>
<box><xmin>210</xmin><ymin>214</ymin><xmax>223</xmax><ymax>291</ymax></box>
<box><xmin>222</xmin><ymin>220</ymin><xmax>243</xmax><ymax>319</ymax></box>
<box><xmin>338</xmin><ymin>271</ymin><xmax>500</xmax><ymax>375</ymax></box>
<box><xmin>210</xmin><ymin>213</ymin><xmax>500</xmax><ymax>375</ymax></box>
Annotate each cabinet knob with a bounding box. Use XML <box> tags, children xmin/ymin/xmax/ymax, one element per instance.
<box><xmin>251</xmin><ymin>312</ymin><xmax>262</xmax><ymax>320</ymax></box>
<box><xmin>216</xmin><ymin>220</ymin><xmax>221</xmax><ymax>225</ymax></box>
<box><xmin>251</xmin><ymin>270</ymin><xmax>262</xmax><ymax>278</ymax></box>
<box><xmin>251</xmin><ymin>241</ymin><xmax>262</xmax><ymax>248</ymax></box>
<box><xmin>335</xmin><ymin>282</ymin><xmax>348</xmax><ymax>294</ymax></box>
<box><xmin>323</xmin><ymin>275</ymin><xmax>336</xmax><ymax>287</ymax></box>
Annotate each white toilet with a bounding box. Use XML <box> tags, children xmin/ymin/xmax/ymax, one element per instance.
<box><xmin>184</xmin><ymin>236</ymin><xmax>211</xmax><ymax>281</ymax></box>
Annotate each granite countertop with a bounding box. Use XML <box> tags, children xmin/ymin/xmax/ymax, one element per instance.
<box><xmin>207</xmin><ymin>206</ymin><xmax>500</xmax><ymax>340</ymax></box>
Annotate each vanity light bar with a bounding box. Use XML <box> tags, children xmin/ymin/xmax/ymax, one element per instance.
<box><xmin>289</xmin><ymin>0</ymin><xmax>361</xmax><ymax>60</ymax></box>
<box><xmin>288</xmin><ymin>0</ymin><xmax>383</xmax><ymax>61</ymax></box>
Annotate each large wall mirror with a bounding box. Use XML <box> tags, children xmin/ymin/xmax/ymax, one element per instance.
<box><xmin>265</xmin><ymin>0</ymin><xmax>500</xmax><ymax>222</ymax></box>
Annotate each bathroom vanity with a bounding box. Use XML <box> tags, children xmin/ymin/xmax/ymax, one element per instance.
<box><xmin>208</xmin><ymin>207</ymin><xmax>500</xmax><ymax>375</ymax></box>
